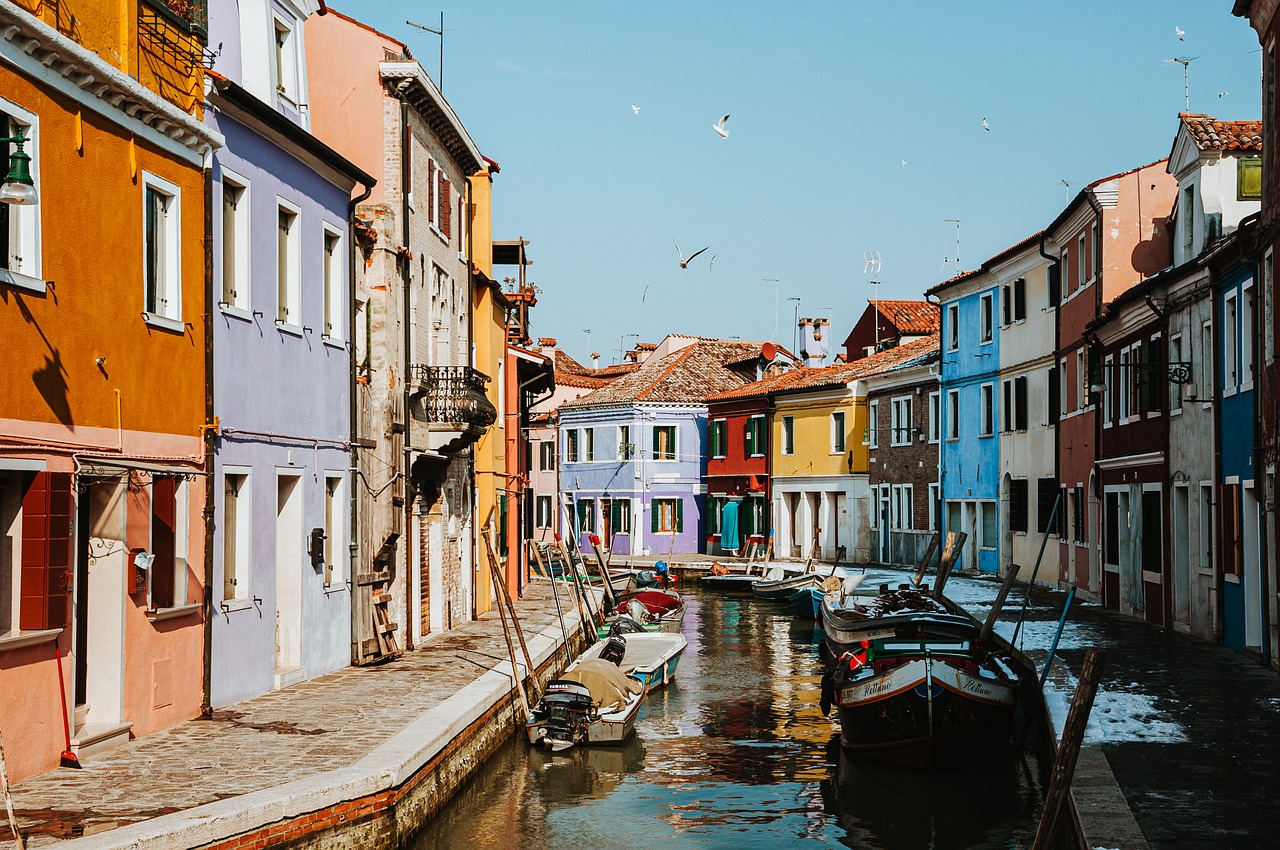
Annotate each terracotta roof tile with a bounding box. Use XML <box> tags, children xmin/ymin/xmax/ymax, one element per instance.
<box><xmin>553</xmin><ymin>349</ymin><xmax>592</xmax><ymax>376</ymax></box>
<box><xmin>1178</xmin><ymin>113</ymin><xmax>1262</xmax><ymax>152</ymax></box>
<box><xmin>873</xmin><ymin>300</ymin><xmax>940</xmax><ymax>335</ymax></box>
<box><xmin>561</xmin><ymin>341</ymin><xmax>767</xmax><ymax>408</ymax></box>
<box><xmin>707</xmin><ymin>335</ymin><xmax>939</xmax><ymax>402</ymax></box>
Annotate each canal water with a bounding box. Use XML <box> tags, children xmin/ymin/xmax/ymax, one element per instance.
<box><xmin>410</xmin><ymin>584</ymin><xmax>1047</xmax><ymax>850</ymax></box>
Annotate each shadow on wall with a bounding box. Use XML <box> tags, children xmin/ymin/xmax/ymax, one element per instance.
<box><xmin>5</xmin><ymin>286</ymin><xmax>74</xmax><ymax>427</ymax></box>
<box><xmin>1131</xmin><ymin>218</ymin><xmax>1171</xmax><ymax>278</ymax></box>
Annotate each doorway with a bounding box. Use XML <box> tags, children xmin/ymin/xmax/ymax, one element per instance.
<box><xmin>275</xmin><ymin>473</ymin><xmax>303</xmax><ymax>680</ymax></box>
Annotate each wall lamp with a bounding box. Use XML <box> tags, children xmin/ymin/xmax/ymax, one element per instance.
<box><xmin>0</xmin><ymin>127</ymin><xmax>37</xmax><ymax>206</ymax></box>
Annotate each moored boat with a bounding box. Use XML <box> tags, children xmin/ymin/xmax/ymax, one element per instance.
<box><xmin>576</xmin><ymin>630</ymin><xmax>688</xmax><ymax>691</ymax></box>
<box><xmin>526</xmin><ymin>659</ymin><xmax>647</xmax><ymax>751</ymax></box>
<box><xmin>601</xmin><ymin>588</ymin><xmax>685</xmax><ymax>639</ymax></box>
<box><xmin>753</xmin><ymin>570</ymin><xmax>825</xmax><ymax>601</ymax></box>
<box><xmin>787</xmin><ymin>585</ymin><xmax>825</xmax><ymax>619</ymax></box>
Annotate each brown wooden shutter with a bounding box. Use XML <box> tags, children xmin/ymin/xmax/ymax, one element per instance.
<box><xmin>151</xmin><ymin>476</ymin><xmax>177</xmax><ymax>609</ymax></box>
<box><xmin>427</xmin><ymin>159</ymin><xmax>435</xmax><ymax>223</ymax></box>
<box><xmin>441</xmin><ymin>176</ymin><xmax>451</xmax><ymax>238</ymax></box>
<box><xmin>19</xmin><ymin>471</ymin><xmax>73</xmax><ymax>630</ymax></box>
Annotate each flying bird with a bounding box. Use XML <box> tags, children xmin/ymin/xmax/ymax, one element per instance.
<box><xmin>1219</xmin><ymin>91</ymin><xmax>1230</xmax><ymax>97</ymax></box>
<box><xmin>901</xmin><ymin>159</ymin><xmax>907</xmax><ymax>167</ymax></box>
<box><xmin>631</xmin><ymin>102</ymin><xmax>640</xmax><ymax>115</ymax></box>
<box><xmin>712</xmin><ymin>113</ymin><xmax>730</xmax><ymax>139</ymax></box>
<box><xmin>674</xmin><ymin>241</ymin><xmax>709</xmax><ymax>269</ymax></box>
<box><xmin>982</xmin><ymin>117</ymin><xmax>990</xmax><ymax>131</ymax></box>
<box><xmin>642</xmin><ymin>284</ymin><xmax>650</xmax><ymax>303</ymax></box>
<box><xmin>710</xmin><ymin>254</ymin><xmax>717</xmax><ymax>271</ymax></box>
<box><xmin>1176</xmin><ymin>25</ymin><xmax>1185</xmax><ymax>41</ymax></box>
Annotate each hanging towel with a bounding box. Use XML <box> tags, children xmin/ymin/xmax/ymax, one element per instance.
<box><xmin>721</xmin><ymin>500</ymin><xmax>741</xmax><ymax>551</ymax></box>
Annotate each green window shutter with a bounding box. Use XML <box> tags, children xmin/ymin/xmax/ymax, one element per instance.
<box><xmin>742</xmin><ymin>500</ymin><xmax>754</xmax><ymax>536</ymax></box>
<box><xmin>709</xmin><ymin>498</ymin><xmax>719</xmax><ymax>534</ymax></box>
<box><xmin>744</xmin><ymin>420</ymin><xmax>754</xmax><ymax>456</ymax></box>
<box><xmin>676</xmin><ymin>499</ymin><xmax>684</xmax><ymax>533</ymax></box>
<box><xmin>652</xmin><ymin>502</ymin><xmax>660</xmax><ymax>533</ymax></box>
<box><xmin>1239</xmin><ymin>156</ymin><xmax>1262</xmax><ymax>201</ymax></box>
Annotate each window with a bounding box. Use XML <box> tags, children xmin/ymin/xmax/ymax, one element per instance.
<box><xmin>323</xmin><ymin>475</ymin><xmax>344</xmax><ymax>586</ymax></box>
<box><xmin>4</xmin><ymin>471</ymin><xmax>73</xmax><ymax>632</ymax></box>
<box><xmin>946</xmin><ymin>303</ymin><xmax>958</xmax><ymax>351</ymax></box>
<box><xmin>273</xmin><ymin>16</ymin><xmax>299</xmax><ymax>103</ymax></box>
<box><xmin>618</xmin><ymin>425</ymin><xmax>634</xmax><ymax>460</ymax></box>
<box><xmin>535</xmin><ymin>495</ymin><xmax>553</xmax><ymax>528</ymax></box>
<box><xmin>979</xmin><ymin>383</ymin><xmax>993</xmax><ymax>437</ymax></box>
<box><xmin>980</xmin><ymin>501</ymin><xmax>998</xmax><ymax>549</ymax></box>
<box><xmin>1119</xmin><ymin>349</ymin><xmax>1130</xmax><ymax>420</ymax></box>
<box><xmin>1169</xmin><ymin>336</ymin><xmax>1183</xmax><ymax>411</ymax></box>
<box><xmin>1047</xmin><ymin>262</ymin><xmax>1061</xmax><ymax>308</ymax></box>
<box><xmin>143</xmin><ymin>173</ymin><xmax>181</xmax><ymax>323</ymax></box>
<box><xmin>1078</xmin><ymin>233</ymin><xmax>1088</xmax><ymax>284</ymax></box>
<box><xmin>1076</xmin><ymin>349</ymin><xmax>1089</xmax><ymax>410</ymax></box>
<box><xmin>830</xmin><ymin>410</ymin><xmax>846</xmax><ymax>453</ymax></box>
<box><xmin>928</xmin><ymin>483</ymin><xmax>941</xmax><ymax>531</ymax></box>
<box><xmin>1009</xmin><ymin>479</ymin><xmax>1028</xmax><ymax>533</ymax></box>
<box><xmin>1266</xmin><ymin>250</ymin><xmax>1275</xmax><ymax>365</ymax></box>
<box><xmin>1061</xmin><ymin>250</ymin><xmax>1070</xmax><ymax>296</ymax></box>
<box><xmin>223</xmin><ymin>472</ymin><xmax>249</xmax><ymax>602</ymax></box>
<box><xmin>782</xmin><ymin>415</ymin><xmax>794</xmax><ymax>455</ymax></box>
<box><xmin>1102</xmin><ymin>355</ymin><xmax>1114</xmax><ymax>424</ymax></box>
<box><xmin>1181</xmin><ymin>184</ymin><xmax>1195</xmax><ymax>258</ymax></box>
<box><xmin>1242</xmin><ymin>284</ymin><xmax>1255</xmax><ymax>388</ymax></box>
<box><xmin>1092</xmin><ymin>224</ymin><xmax>1102</xmax><ymax>279</ymax></box>
<box><xmin>147</xmin><ymin>476</ymin><xmax>189</xmax><ymax>610</ymax></box>
<box><xmin>1002</xmin><ymin>380</ymin><xmax>1013</xmax><ymax>433</ymax></box>
<box><xmin>946</xmin><ymin>390</ymin><xmax>959</xmax><ymax>440</ymax></box>
<box><xmin>890</xmin><ymin>397</ymin><xmax>912</xmax><ymax>445</ymax></box>
<box><xmin>1072</xmin><ymin>485</ymin><xmax>1086</xmax><ymax>544</ymax></box>
<box><xmin>979</xmin><ymin>293</ymin><xmax>993</xmax><ymax>343</ymax></box>
<box><xmin>566</xmin><ymin>429</ymin><xmax>579</xmax><ymax>463</ymax></box>
<box><xmin>1014</xmin><ymin>375</ymin><xmax>1028</xmax><ymax>430</ymax></box>
<box><xmin>276</xmin><ymin>202</ymin><xmax>300</xmax><ymax>325</ymax></box>
<box><xmin>1221</xmin><ymin>483</ymin><xmax>1240</xmax><ymax>577</ymax></box>
<box><xmin>1048</xmin><ymin>365</ymin><xmax>1060</xmax><ymax>423</ymax></box>
<box><xmin>428</xmin><ymin>159</ymin><xmax>452</xmax><ymax>238</ymax></box>
<box><xmin>1224</xmin><ymin>293</ymin><xmax>1239</xmax><ymax>391</ymax></box>
<box><xmin>709</xmin><ymin>419</ymin><xmax>727</xmax><ymax>459</ymax></box>
<box><xmin>539</xmin><ymin>440</ymin><xmax>556</xmax><ymax>471</ymax></box>
<box><xmin>1013</xmin><ymin>277</ymin><xmax>1026</xmax><ymax>321</ymax></box>
<box><xmin>866</xmin><ymin>402</ymin><xmax>879</xmax><ymax>448</ymax></box>
<box><xmin>610</xmin><ymin>498</ymin><xmax>632</xmax><ymax>534</ymax></box>
<box><xmin>1201</xmin><ymin>321</ymin><xmax>1214</xmax><ymax>400</ymax></box>
<box><xmin>576</xmin><ymin>498</ymin><xmax>596</xmax><ymax>534</ymax></box>
<box><xmin>1037</xmin><ymin>477</ymin><xmax>1059</xmax><ymax>534</ymax></box>
<box><xmin>1238</xmin><ymin>156</ymin><xmax>1262</xmax><ymax>201</ymax></box>
<box><xmin>745</xmin><ymin>416</ymin><xmax>766</xmax><ymax>457</ymax></box>
<box><xmin>1199</xmin><ymin>483</ymin><xmax>1213</xmax><ymax>573</ymax></box>
<box><xmin>1001</xmin><ymin>283</ymin><xmax>1011</xmax><ymax>327</ymax></box>
<box><xmin>652</xmin><ymin>498</ymin><xmax>683</xmax><ymax>533</ymax></box>
<box><xmin>892</xmin><ymin>484</ymin><xmax>913</xmax><ymax>529</ymax></box>
<box><xmin>220</xmin><ymin>175</ymin><xmax>249</xmax><ymax>309</ymax></box>
<box><xmin>322</xmin><ymin>227</ymin><xmax>343</xmax><ymax>339</ymax></box>
<box><xmin>928</xmin><ymin>392</ymin><xmax>940</xmax><ymax>443</ymax></box>
<box><xmin>583</xmin><ymin>427</ymin><xmax>595</xmax><ymax>462</ymax></box>
<box><xmin>0</xmin><ymin>103</ymin><xmax>41</xmax><ymax>291</ymax></box>
<box><xmin>653</xmin><ymin>425</ymin><xmax>677</xmax><ymax>460</ymax></box>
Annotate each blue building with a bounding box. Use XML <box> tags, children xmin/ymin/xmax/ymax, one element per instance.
<box><xmin>205</xmin><ymin>0</ymin><xmax>373</xmax><ymax>706</ymax></box>
<box><xmin>929</xmin><ymin>264</ymin><xmax>1003</xmax><ymax>573</ymax></box>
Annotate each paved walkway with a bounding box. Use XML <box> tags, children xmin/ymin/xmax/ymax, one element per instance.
<box><xmin>7</xmin><ymin>581</ymin><xmax>576</xmax><ymax>847</ymax></box>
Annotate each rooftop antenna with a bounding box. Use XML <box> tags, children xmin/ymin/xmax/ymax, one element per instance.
<box><xmin>787</xmin><ymin>297</ymin><xmax>801</xmax><ymax>357</ymax></box>
<box><xmin>864</xmin><ymin>251</ymin><xmax>883</xmax><ymax>349</ymax></box>
<box><xmin>582</xmin><ymin>328</ymin><xmax>592</xmax><ymax>363</ymax></box>
<box><xmin>941</xmin><ymin>219</ymin><xmax>961</xmax><ymax>275</ymax></box>
<box><xmin>1060</xmin><ymin>179</ymin><xmax>1070</xmax><ymax>203</ymax></box>
<box><xmin>407</xmin><ymin>13</ymin><xmax>445</xmax><ymax>91</ymax></box>
<box><xmin>763</xmin><ymin>278</ymin><xmax>780</xmax><ymax>341</ymax></box>
<box><xmin>618</xmin><ymin>332</ymin><xmax>639</xmax><ymax>365</ymax></box>
<box><xmin>1163</xmin><ymin>56</ymin><xmax>1198</xmax><ymax>111</ymax></box>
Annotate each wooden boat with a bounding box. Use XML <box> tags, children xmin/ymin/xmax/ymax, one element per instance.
<box><xmin>819</xmin><ymin>577</ymin><xmax>1033</xmax><ymax>769</ymax></box>
<box><xmin>526</xmin><ymin>659</ymin><xmax>647</xmax><ymax>751</ymax></box>
<box><xmin>699</xmin><ymin>562</ymin><xmax>806</xmax><ymax>593</ymax></box>
<box><xmin>788</xmin><ymin>585</ymin><xmax>825</xmax><ymax>619</ymax></box>
<box><xmin>603</xmin><ymin>588</ymin><xmax>685</xmax><ymax>636</ymax></box>
<box><xmin>753</xmin><ymin>570</ymin><xmax>825</xmax><ymax>601</ymax></box>
<box><xmin>577</xmin><ymin>631</ymin><xmax>688</xmax><ymax>691</ymax></box>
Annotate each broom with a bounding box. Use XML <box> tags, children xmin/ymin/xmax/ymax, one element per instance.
<box><xmin>54</xmin><ymin>647</ymin><xmax>80</xmax><ymax>769</ymax></box>
<box><xmin>0</xmin><ymin>726</ymin><xmax>24</xmax><ymax>849</ymax></box>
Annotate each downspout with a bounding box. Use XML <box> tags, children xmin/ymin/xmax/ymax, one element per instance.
<box><xmin>463</xmin><ymin>174</ymin><xmax>480</xmax><ymax>618</ymax></box>
<box><xmin>1038</xmin><ymin>231</ymin><xmax>1064</xmax><ymax>529</ymax></box>
<box><xmin>201</xmin><ymin>162</ymin><xmax>215</xmax><ymax>719</ymax></box>
<box><xmin>347</xmin><ymin>177</ymin><xmax>374</xmax><ymax>664</ymax></box>
<box><xmin>1211</xmin><ymin>264</ymin><xmax>1225</xmax><ymax>642</ymax></box>
<box><xmin>396</xmin><ymin>92</ymin><xmax>415</xmax><ymax>648</ymax></box>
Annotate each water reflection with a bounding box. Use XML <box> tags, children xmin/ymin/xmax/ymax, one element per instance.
<box><xmin>409</xmin><ymin>588</ymin><xmax>1044</xmax><ymax>850</ymax></box>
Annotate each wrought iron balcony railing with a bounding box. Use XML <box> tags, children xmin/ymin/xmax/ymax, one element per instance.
<box><xmin>409</xmin><ymin>365</ymin><xmax>497</xmax><ymax>430</ymax></box>
<box><xmin>141</xmin><ymin>0</ymin><xmax>208</xmax><ymax>37</ymax></box>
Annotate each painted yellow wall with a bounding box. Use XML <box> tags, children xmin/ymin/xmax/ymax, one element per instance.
<box><xmin>771</xmin><ymin>392</ymin><xmax>868</xmax><ymax>478</ymax></box>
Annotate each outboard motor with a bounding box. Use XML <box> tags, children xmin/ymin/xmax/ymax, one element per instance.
<box><xmin>608</xmin><ymin>615</ymin><xmax>648</xmax><ymax>636</ymax></box>
<box><xmin>600</xmin><ymin>634</ymin><xmax>628</xmax><ymax>666</ymax></box>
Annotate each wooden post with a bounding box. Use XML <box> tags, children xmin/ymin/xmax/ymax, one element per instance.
<box><xmin>0</xmin><ymin>728</ymin><xmax>23</xmax><ymax>850</ymax></box>
<box><xmin>803</xmin><ymin>527</ymin><xmax>821</xmax><ymax>573</ymax></box>
<box><xmin>912</xmin><ymin>532</ymin><xmax>941</xmax><ymax>587</ymax></box>
<box><xmin>484</xmin><ymin>533</ymin><xmax>534</xmax><ymax>685</ymax></box>
<box><xmin>1032</xmin><ymin>648</ymin><xmax>1107</xmax><ymax>850</ymax></box>
<box><xmin>555</xmin><ymin>535</ymin><xmax>596</xmax><ymax>637</ymax></box>
<box><xmin>482</xmin><ymin>532</ymin><xmax>533</xmax><ymax>722</ymax></box>
<box><xmin>980</xmin><ymin>559</ymin><xmax>1024</xmax><ymax>643</ymax></box>
<box><xmin>589</xmin><ymin>535</ymin><xmax>620</xmax><ymax>609</ymax></box>
<box><xmin>932</xmin><ymin>531</ymin><xmax>965</xmax><ymax>598</ymax></box>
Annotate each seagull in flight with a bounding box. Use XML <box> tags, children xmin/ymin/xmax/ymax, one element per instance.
<box><xmin>642</xmin><ymin>284</ymin><xmax>650</xmax><ymax>303</ymax></box>
<box><xmin>712</xmin><ymin>113</ymin><xmax>730</xmax><ymax>139</ymax></box>
<box><xmin>901</xmin><ymin>159</ymin><xmax>907</xmax><ymax>167</ymax></box>
<box><xmin>982</xmin><ymin>117</ymin><xmax>990</xmax><ymax>131</ymax></box>
<box><xmin>1176</xmin><ymin>25</ymin><xmax>1185</xmax><ymax>41</ymax></box>
<box><xmin>674</xmin><ymin>241</ymin><xmax>709</xmax><ymax>269</ymax></box>
<box><xmin>710</xmin><ymin>254</ymin><xmax>717</xmax><ymax>271</ymax></box>
<box><xmin>631</xmin><ymin>102</ymin><xmax>640</xmax><ymax>115</ymax></box>
<box><xmin>1219</xmin><ymin>91</ymin><xmax>1230</xmax><ymax>98</ymax></box>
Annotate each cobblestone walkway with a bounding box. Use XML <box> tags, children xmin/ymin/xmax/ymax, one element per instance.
<box><xmin>9</xmin><ymin>581</ymin><xmax>573</xmax><ymax>846</ymax></box>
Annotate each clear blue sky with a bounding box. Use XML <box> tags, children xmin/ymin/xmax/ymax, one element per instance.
<box><xmin>348</xmin><ymin>1</ymin><xmax>1261</xmax><ymax>365</ymax></box>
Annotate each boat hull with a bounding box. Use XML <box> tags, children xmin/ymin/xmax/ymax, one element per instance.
<box><xmin>788</xmin><ymin>586</ymin><xmax>824</xmax><ymax>619</ymax></box>
<box><xmin>526</xmin><ymin>678</ymin><xmax>647</xmax><ymax>750</ymax></box>
<box><xmin>754</xmin><ymin>573</ymin><xmax>823</xmax><ymax>601</ymax></box>
<box><xmin>577</xmin><ymin>632</ymin><xmax>688</xmax><ymax>691</ymax></box>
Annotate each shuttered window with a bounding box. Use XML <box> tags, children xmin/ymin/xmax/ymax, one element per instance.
<box><xmin>653</xmin><ymin>426</ymin><xmax>677</xmax><ymax>460</ymax></box>
<box><xmin>1037</xmin><ymin>477</ymin><xmax>1059</xmax><ymax>534</ymax></box>
<box><xmin>709</xmin><ymin>419</ymin><xmax>726</xmax><ymax>458</ymax></box>
<box><xmin>1047</xmin><ymin>262</ymin><xmax>1061</xmax><ymax>308</ymax></box>
<box><xmin>1015</xmin><ymin>375</ymin><xmax>1028</xmax><ymax>431</ymax></box>
<box><xmin>652</xmin><ymin>498</ymin><xmax>682</xmax><ymax>533</ymax></box>
<box><xmin>19</xmin><ymin>471</ymin><xmax>73</xmax><ymax>631</ymax></box>
<box><xmin>1239</xmin><ymin>157</ymin><xmax>1261</xmax><ymax>201</ymax></box>
<box><xmin>150</xmin><ymin>476</ymin><xmax>177</xmax><ymax>609</ymax></box>
<box><xmin>1008</xmin><ymin>479</ymin><xmax>1028</xmax><ymax>533</ymax></box>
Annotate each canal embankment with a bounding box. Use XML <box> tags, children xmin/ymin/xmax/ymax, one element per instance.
<box><xmin>7</xmin><ymin>580</ymin><xmax>594</xmax><ymax>850</ymax></box>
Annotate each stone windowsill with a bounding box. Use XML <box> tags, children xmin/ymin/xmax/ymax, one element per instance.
<box><xmin>147</xmin><ymin>603</ymin><xmax>202</xmax><ymax>622</ymax></box>
<box><xmin>0</xmin><ymin>627</ymin><xmax>63</xmax><ymax>652</ymax></box>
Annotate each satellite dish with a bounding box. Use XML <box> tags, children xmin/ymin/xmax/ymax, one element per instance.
<box><xmin>762</xmin><ymin>341</ymin><xmax>777</xmax><ymax>361</ymax></box>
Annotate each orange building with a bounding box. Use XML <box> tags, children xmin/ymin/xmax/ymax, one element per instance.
<box><xmin>0</xmin><ymin>1</ymin><xmax>220</xmax><ymax>780</ymax></box>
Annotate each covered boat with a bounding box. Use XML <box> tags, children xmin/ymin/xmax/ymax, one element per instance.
<box><xmin>600</xmin><ymin>588</ymin><xmax>685</xmax><ymax>638</ymax></box>
<box><xmin>577</xmin><ymin>630</ymin><xmax>688</xmax><ymax>691</ymax></box>
<box><xmin>526</xmin><ymin>659</ymin><xmax>647</xmax><ymax>751</ymax></box>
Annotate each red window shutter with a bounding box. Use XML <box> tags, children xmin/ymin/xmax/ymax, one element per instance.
<box><xmin>151</xmin><ymin>476</ymin><xmax>177</xmax><ymax>609</ymax></box>
<box><xmin>441</xmin><ymin>177</ymin><xmax>451</xmax><ymax>239</ymax></box>
<box><xmin>426</xmin><ymin>159</ymin><xmax>435</xmax><ymax>223</ymax></box>
<box><xmin>19</xmin><ymin>471</ymin><xmax>73</xmax><ymax>631</ymax></box>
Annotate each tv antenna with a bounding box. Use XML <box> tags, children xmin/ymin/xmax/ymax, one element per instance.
<box><xmin>941</xmin><ymin>219</ymin><xmax>961</xmax><ymax>275</ymax></box>
<box><xmin>582</xmin><ymin>328</ymin><xmax>592</xmax><ymax>361</ymax></box>
<box><xmin>864</xmin><ymin>252</ymin><xmax>883</xmax><ymax>349</ymax></box>
<box><xmin>1060</xmin><ymin>179</ymin><xmax>1070</xmax><ymax>202</ymax></box>
<box><xmin>1163</xmin><ymin>56</ymin><xmax>1198</xmax><ymax>111</ymax></box>
<box><xmin>764</xmin><ymin>278</ymin><xmax>780</xmax><ymax>341</ymax></box>
<box><xmin>407</xmin><ymin>13</ymin><xmax>445</xmax><ymax>91</ymax></box>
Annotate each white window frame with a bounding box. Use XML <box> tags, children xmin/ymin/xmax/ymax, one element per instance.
<box><xmin>1242</xmin><ymin>280</ymin><xmax>1255</xmax><ymax>392</ymax></box>
<box><xmin>275</xmin><ymin>197</ymin><xmax>302</xmax><ymax>331</ymax></box>
<box><xmin>323</xmin><ymin>473</ymin><xmax>346</xmax><ymax>587</ymax></box>
<box><xmin>1200</xmin><ymin>320</ymin><xmax>1214</xmax><ymax>403</ymax></box>
<box><xmin>946</xmin><ymin>389</ymin><xmax>959</xmax><ymax>440</ymax></box>
<box><xmin>652</xmin><ymin>424</ymin><xmax>678</xmax><ymax>462</ymax></box>
<box><xmin>322</xmin><ymin>223</ymin><xmax>344</xmax><ymax>342</ymax></box>
<box><xmin>222</xmin><ymin>468</ymin><xmax>252</xmax><ymax>604</ymax></box>
<box><xmin>539</xmin><ymin>440</ymin><xmax>555</xmax><ymax>472</ymax></box>
<box><xmin>1168</xmin><ymin>334</ymin><xmax>1183</xmax><ymax>413</ymax></box>
<box><xmin>565</xmin><ymin>428</ymin><xmax>579</xmax><ymax>463</ymax></box>
<box><xmin>1076</xmin><ymin>348</ymin><xmax>1089</xmax><ymax>410</ymax></box>
<box><xmin>747</xmin><ymin>415</ymin><xmax>766</xmax><ymax>458</ymax></box>
<box><xmin>535</xmin><ymin>495</ymin><xmax>552</xmax><ymax>528</ymax></box>
<box><xmin>890</xmin><ymin>396</ymin><xmax>912</xmax><ymax>446</ymax></box>
<box><xmin>979</xmin><ymin>292</ymin><xmax>994</xmax><ymax>344</ymax></box>
<box><xmin>1103</xmin><ymin>354</ymin><xmax>1114</xmax><ymax>426</ymax></box>
<box><xmin>1001</xmin><ymin>378</ymin><xmax>1013</xmax><ymax>433</ymax></box>
<box><xmin>583</xmin><ymin>426</ymin><xmax>595</xmax><ymax>462</ymax></box>
<box><xmin>1078</xmin><ymin>233</ymin><xmax>1088</xmax><ymax>286</ymax></box>
<box><xmin>618</xmin><ymin>424</ymin><xmax>634</xmax><ymax>460</ymax></box>
<box><xmin>830</xmin><ymin>410</ymin><xmax>847</xmax><ymax>454</ymax></box>
<box><xmin>142</xmin><ymin>171</ymin><xmax>182</xmax><ymax>329</ymax></box>
<box><xmin>979</xmin><ymin>383</ymin><xmax>994</xmax><ymax>437</ymax></box>
<box><xmin>928</xmin><ymin>391</ymin><xmax>940</xmax><ymax>443</ymax></box>
<box><xmin>0</xmin><ymin>99</ymin><xmax>42</xmax><ymax>293</ymax></box>
<box><xmin>866</xmin><ymin>401</ymin><xmax>879</xmax><ymax>448</ymax></box>
<box><xmin>219</xmin><ymin>169</ymin><xmax>251</xmax><ymax>313</ymax></box>
<box><xmin>273</xmin><ymin>13</ymin><xmax>300</xmax><ymax>107</ymax></box>
<box><xmin>1224</xmin><ymin>291</ymin><xmax>1239</xmax><ymax>395</ymax></box>
<box><xmin>928</xmin><ymin>483</ymin><xmax>941</xmax><ymax>531</ymax></box>
<box><xmin>1118</xmin><ymin>348</ymin><xmax>1131</xmax><ymax>421</ymax></box>
<box><xmin>946</xmin><ymin>303</ymin><xmax>959</xmax><ymax>351</ymax></box>
<box><xmin>782</xmin><ymin>415</ymin><xmax>795</xmax><ymax>456</ymax></box>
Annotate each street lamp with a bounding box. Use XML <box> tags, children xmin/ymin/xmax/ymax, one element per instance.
<box><xmin>0</xmin><ymin>127</ymin><xmax>37</xmax><ymax>206</ymax></box>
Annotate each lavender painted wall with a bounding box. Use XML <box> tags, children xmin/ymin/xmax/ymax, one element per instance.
<box><xmin>558</xmin><ymin>404</ymin><xmax>707</xmax><ymax>557</ymax></box>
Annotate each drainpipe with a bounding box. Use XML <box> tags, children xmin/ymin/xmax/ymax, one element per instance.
<box><xmin>347</xmin><ymin>177</ymin><xmax>373</xmax><ymax>664</ymax></box>
<box><xmin>201</xmin><ymin>162</ymin><xmax>215</xmax><ymax>719</ymax></box>
<box><xmin>1038</xmin><ymin>231</ymin><xmax>1064</xmax><ymax>529</ymax></box>
<box><xmin>398</xmin><ymin>94</ymin><xmax>414</xmax><ymax>648</ymax></box>
<box><xmin>463</xmin><ymin>174</ymin><xmax>479</xmax><ymax>616</ymax></box>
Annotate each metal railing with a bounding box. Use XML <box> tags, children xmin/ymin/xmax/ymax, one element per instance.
<box><xmin>409</xmin><ymin>365</ymin><xmax>496</xmax><ymax>429</ymax></box>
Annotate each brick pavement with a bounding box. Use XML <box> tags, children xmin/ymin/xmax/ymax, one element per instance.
<box><xmin>6</xmin><ymin>580</ymin><xmax>575</xmax><ymax>847</ymax></box>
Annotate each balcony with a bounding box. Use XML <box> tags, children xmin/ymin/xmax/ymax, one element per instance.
<box><xmin>137</xmin><ymin>0</ymin><xmax>207</xmax><ymax>115</ymax></box>
<box><xmin>409</xmin><ymin>365</ymin><xmax>497</xmax><ymax>454</ymax></box>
